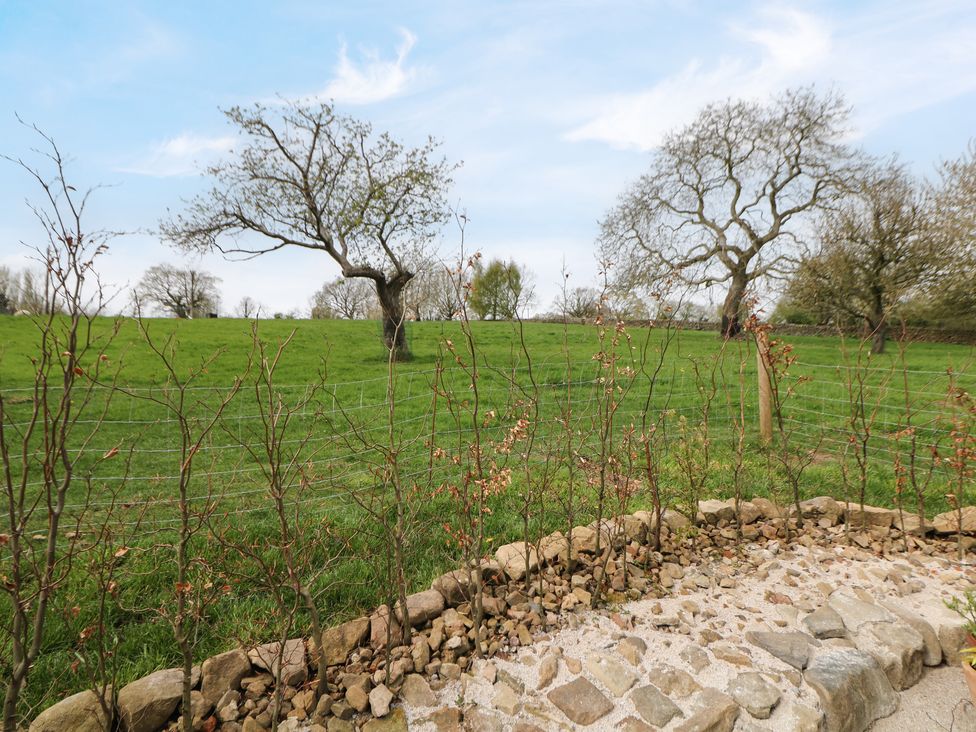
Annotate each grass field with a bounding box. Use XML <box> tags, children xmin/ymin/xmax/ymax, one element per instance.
<box><xmin>1</xmin><ymin>315</ymin><xmax>973</xmax><ymax>719</ymax></box>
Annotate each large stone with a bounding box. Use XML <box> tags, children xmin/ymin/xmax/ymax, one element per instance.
<box><xmin>397</xmin><ymin>589</ymin><xmax>445</xmax><ymax>627</ymax></box>
<box><xmin>463</xmin><ymin>707</ymin><xmax>504</xmax><ymax>732</ymax></box>
<box><xmin>201</xmin><ymin>649</ymin><xmax>251</xmax><ymax>708</ymax></box>
<box><xmin>362</xmin><ymin>708</ymin><xmax>408</xmax><ymax>732</ymax></box>
<box><xmin>369</xmin><ymin>684</ymin><xmax>394</xmax><ymax>718</ymax></box>
<box><xmin>879</xmin><ymin>600</ymin><xmax>942</xmax><ymax>666</ymax></box>
<box><xmin>316</xmin><ymin>617</ymin><xmax>370</xmax><ymax>667</ymax></box>
<box><xmin>547</xmin><ymin>677</ymin><xmax>614</xmax><ymax>726</ymax></box>
<box><xmin>745</xmin><ymin>631</ymin><xmax>818</xmax><ymax>670</ymax></box>
<box><xmin>804</xmin><ymin>649</ymin><xmax>897</xmax><ymax>732</ymax></box>
<box><xmin>844</xmin><ymin>504</ymin><xmax>894</xmax><ymax>529</ymax></box>
<box><xmin>933</xmin><ymin>506</ymin><xmax>976</xmax><ymax>534</ymax></box>
<box><xmin>750</xmin><ymin>497</ymin><xmax>786</xmax><ymax>520</ymax></box>
<box><xmin>646</xmin><ymin>664</ymin><xmax>701</xmax><ymax>697</ymax></box>
<box><xmin>736</xmin><ymin>501</ymin><xmax>762</xmax><ymax>525</ymax></box>
<box><xmin>852</xmin><ymin>622</ymin><xmax>925</xmax><ymax>690</ymax></box>
<box><xmin>585</xmin><ymin>652</ymin><xmax>637</xmax><ymax>697</ymax></box>
<box><xmin>827</xmin><ymin>591</ymin><xmax>895</xmax><ymax>632</ymax></box>
<box><xmin>117</xmin><ymin>668</ymin><xmax>184</xmax><ymax>732</ymax></box>
<box><xmin>910</xmin><ymin>599</ymin><xmax>968</xmax><ymax>665</ymax></box>
<box><xmin>698</xmin><ymin>499</ymin><xmax>735</xmax><ymax>526</ymax></box>
<box><xmin>803</xmin><ymin>606</ymin><xmax>847</xmax><ymax>639</ymax></box>
<box><xmin>248</xmin><ymin>638</ymin><xmax>307</xmax><ymax>686</ymax></box>
<box><xmin>673</xmin><ymin>688</ymin><xmax>739</xmax><ymax>732</ymax></box>
<box><xmin>663</xmin><ymin>509</ymin><xmax>691</xmax><ymax>531</ymax></box>
<box><xmin>495</xmin><ymin>542</ymin><xmax>539</xmax><ymax>581</ymax></box>
<box><xmin>630</xmin><ymin>684</ymin><xmax>682</xmax><ymax>727</ymax></box>
<box><xmin>728</xmin><ymin>672</ymin><xmax>780</xmax><ymax>719</ymax></box>
<box><xmin>401</xmin><ymin>674</ymin><xmax>436</xmax><ymax>707</ymax></box>
<box><xmin>492</xmin><ymin>682</ymin><xmax>521</xmax><ymax>715</ymax></box>
<box><xmin>538</xmin><ymin>531</ymin><xmax>567</xmax><ymax>564</ymax></box>
<box><xmin>370</xmin><ymin>604</ymin><xmax>403</xmax><ymax>649</ymax></box>
<box><xmin>431</xmin><ymin>570</ymin><xmax>472</xmax><ymax>606</ymax></box>
<box><xmin>570</xmin><ymin>525</ymin><xmax>598</xmax><ymax>554</ymax></box>
<box><xmin>29</xmin><ymin>689</ymin><xmax>112</xmax><ymax>732</ymax></box>
<box><xmin>798</xmin><ymin>496</ymin><xmax>843</xmax><ymax>525</ymax></box>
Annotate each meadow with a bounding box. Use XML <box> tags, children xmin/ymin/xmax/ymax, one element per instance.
<box><xmin>1</xmin><ymin>314</ymin><xmax>973</xmax><ymax>718</ymax></box>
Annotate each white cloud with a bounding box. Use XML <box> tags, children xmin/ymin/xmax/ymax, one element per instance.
<box><xmin>314</xmin><ymin>28</ymin><xmax>419</xmax><ymax>105</ymax></box>
<box><xmin>566</xmin><ymin>2</ymin><xmax>976</xmax><ymax>151</ymax></box>
<box><xmin>565</xmin><ymin>7</ymin><xmax>831</xmax><ymax>150</ymax></box>
<box><xmin>120</xmin><ymin>134</ymin><xmax>236</xmax><ymax>177</ymax></box>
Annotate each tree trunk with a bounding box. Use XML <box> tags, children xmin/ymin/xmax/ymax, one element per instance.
<box><xmin>375</xmin><ymin>277</ymin><xmax>411</xmax><ymax>360</ymax></box>
<box><xmin>867</xmin><ymin>314</ymin><xmax>887</xmax><ymax>354</ymax></box>
<box><xmin>720</xmin><ymin>272</ymin><xmax>748</xmax><ymax>339</ymax></box>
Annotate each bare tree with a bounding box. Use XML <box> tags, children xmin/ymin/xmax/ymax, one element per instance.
<box><xmin>234</xmin><ymin>295</ymin><xmax>263</xmax><ymax>319</ymax></box>
<box><xmin>310</xmin><ymin>277</ymin><xmax>373</xmax><ymax>320</ymax></box>
<box><xmin>161</xmin><ymin>101</ymin><xmax>454</xmax><ymax>358</ymax></box>
<box><xmin>1</xmin><ymin>127</ymin><xmax>123</xmax><ymax>731</ymax></box>
<box><xmin>786</xmin><ymin>162</ymin><xmax>937</xmax><ymax>353</ymax></box>
<box><xmin>553</xmin><ymin>286</ymin><xmax>599</xmax><ymax>320</ymax></box>
<box><xmin>137</xmin><ymin>263</ymin><xmax>221</xmax><ymax>319</ymax></box>
<box><xmin>403</xmin><ymin>262</ymin><xmax>462</xmax><ymax>321</ymax></box>
<box><xmin>599</xmin><ymin>87</ymin><xmax>854</xmax><ymax>338</ymax></box>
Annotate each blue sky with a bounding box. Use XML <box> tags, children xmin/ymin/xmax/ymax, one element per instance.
<box><xmin>1</xmin><ymin>0</ymin><xmax>974</xmax><ymax>315</ymax></box>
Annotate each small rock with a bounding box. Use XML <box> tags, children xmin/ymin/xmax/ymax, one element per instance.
<box><xmin>630</xmin><ymin>684</ymin><xmax>682</xmax><ymax>727</ymax></box>
<box><xmin>492</xmin><ymin>682</ymin><xmax>521</xmax><ymax>715</ymax></box>
<box><xmin>728</xmin><ymin>672</ymin><xmax>780</xmax><ymax>719</ymax></box>
<box><xmin>673</xmin><ymin>688</ymin><xmax>739</xmax><ymax>732</ymax></box>
<box><xmin>369</xmin><ymin>684</ymin><xmax>394</xmax><ymax>718</ymax></box>
<box><xmin>400</xmin><ymin>674</ymin><xmax>436</xmax><ymax>708</ymax></box>
<box><xmin>745</xmin><ymin>631</ymin><xmax>817</xmax><ymax>670</ymax></box>
<box><xmin>548</xmin><ymin>677</ymin><xmax>614</xmax><ymax>725</ymax></box>
<box><xmin>802</xmin><ymin>606</ymin><xmax>847</xmax><ymax>640</ymax></box>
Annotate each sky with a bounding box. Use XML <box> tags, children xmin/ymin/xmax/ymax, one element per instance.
<box><xmin>1</xmin><ymin>0</ymin><xmax>975</xmax><ymax>316</ymax></box>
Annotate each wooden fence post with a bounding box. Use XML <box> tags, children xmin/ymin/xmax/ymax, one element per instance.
<box><xmin>756</xmin><ymin>330</ymin><xmax>773</xmax><ymax>444</ymax></box>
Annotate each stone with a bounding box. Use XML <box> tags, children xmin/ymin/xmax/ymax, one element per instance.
<box><xmin>681</xmin><ymin>645</ymin><xmax>710</xmax><ymax>672</ymax></box>
<box><xmin>548</xmin><ymin>677</ymin><xmax>614</xmax><ymax>725</ymax></box>
<box><xmin>585</xmin><ymin>652</ymin><xmax>637</xmax><ymax>697</ymax></box>
<box><xmin>798</xmin><ymin>496</ymin><xmax>843</xmax><ymax>525</ymax></box>
<box><xmin>616</xmin><ymin>717</ymin><xmax>655</xmax><ymax>732</ymax></box>
<box><xmin>617</xmin><ymin>636</ymin><xmax>647</xmax><ymax>666</ymax></box>
<box><xmin>728</xmin><ymin>672</ymin><xmax>780</xmax><ymax>719</ymax></box>
<box><xmin>673</xmin><ymin>688</ymin><xmax>739</xmax><ymax>732</ymax></box>
<box><xmin>29</xmin><ymin>689</ymin><xmax>112</xmax><ymax>732</ymax></box>
<box><xmin>463</xmin><ymin>707</ymin><xmax>504</xmax><ymax>732</ymax></box>
<box><xmin>845</xmin><ymin>504</ymin><xmax>894</xmax><ymax>529</ymax></box>
<box><xmin>248</xmin><ymin>639</ymin><xmax>307</xmax><ymax>686</ymax></box>
<box><xmin>401</xmin><ymin>674</ymin><xmax>436</xmax><ymax>707</ymax></box>
<box><xmin>646</xmin><ymin>665</ymin><xmax>701</xmax><ymax>697</ymax></box>
<box><xmin>933</xmin><ymin>506</ymin><xmax>976</xmax><ymax>534</ymax></box>
<box><xmin>201</xmin><ymin>649</ymin><xmax>251</xmax><ymax>708</ymax></box>
<box><xmin>432</xmin><ymin>570</ymin><xmax>472</xmax><ymax>606</ymax></box>
<box><xmin>328</xmin><ymin>720</ymin><xmax>356</xmax><ymax>732</ymax></box>
<box><xmin>570</xmin><ymin>526</ymin><xmax>598</xmax><ymax>554</ymax></box>
<box><xmin>827</xmin><ymin>592</ymin><xmax>894</xmax><ymax>632</ymax></box>
<box><xmin>346</xmin><ymin>685</ymin><xmax>369</xmax><ymax>713</ymax></box>
<box><xmin>663</xmin><ymin>509</ymin><xmax>691</xmax><ymax>531</ymax></box>
<box><xmin>630</xmin><ymin>684</ymin><xmax>682</xmax><ymax>727</ymax></box>
<box><xmin>370</xmin><ymin>605</ymin><xmax>403</xmax><ymax>649</ymax></box>
<box><xmin>804</xmin><ymin>649</ymin><xmax>897</xmax><ymax>732</ymax></box>
<box><xmin>492</xmin><ymin>682</ymin><xmax>521</xmax><ymax>715</ymax></box>
<box><xmin>495</xmin><ymin>542</ymin><xmax>539</xmax><ymax>581</ymax></box>
<box><xmin>698</xmin><ymin>499</ymin><xmax>735</xmax><ymax>525</ymax></box>
<box><xmin>423</xmin><ymin>707</ymin><xmax>463</xmax><ymax>732</ymax></box>
<box><xmin>538</xmin><ymin>531</ymin><xmax>567</xmax><ymax>563</ymax></box>
<box><xmin>852</xmin><ymin>622</ymin><xmax>925</xmax><ymax>690</ymax></box>
<box><xmin>369</xmin><ymin>684</ymin><xmax>394</xmax><ymax>718</ymax></box>
<box><xmin>881</xmin><ymin>605</ymin><xmax>938</xmax><ymax>663</ymax></box>
<box><xmin>745</xmin><ymin>631</ymin><xmax>817</xmax><ymax>670</ymax></box>
<box><xmin>397</xmin><ymin>589</ymin><xmax>446</xmax><ymax>627</ymax></box>
<box><xmin>316</xmin><ymin>617</ymin><xmax>370</xmax><ymax>667</ymax></box>
<box><xmin>912</xmin><ymin>599</ymin><xmax>968</xmax><ymax>665</ymax></box>
<box><xmin>803</xmin><ymin>606</ymin><xmax>847</xmax><ymax>639</ymax></box>
<box><xmin>362</xmin><ymin>708</ymin><xmax>409</xmax><ymax>732</ymax></box>
<box><xmin>117</xmin><ymin>668</ymin><xmax>185</xmax><ymax>732</ymax></box>
<box><xmin>750</xmin><ymin>497</ymin><xmax>785</xmax><ymax>519</ymax></box>
<box><xmin>537</xmin><ymin>655</ymin><xmax>558</xmax><ymax>689</ymax></box>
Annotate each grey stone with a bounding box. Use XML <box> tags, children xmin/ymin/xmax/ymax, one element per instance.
<box><xmin>401</xmin><ymin>673</ymin><xmax>436</xmax><ymax>707</ymax></box>
<box><xmin>852</xmin><ymin>621</ymin><xmax>925</xmax><ymax>690</ymax></box>
<box><xmin>617</xmin><ymin>636</ymin><xmax>647</xmax><ymax>666</ymax></box>
<box><xmin>698</xmin><ymin>499</ymin><xmax>736</xmax><ymax>525</ymax></box>
<box><xmin>536</xmin><ymin>654</ymin><xmax>558</xmax><ymax>690</ymax></box>
<box><xmin>201</xmin><ymin>649</ymin><xmax>251</xmax><ymax>708</ymax></box>
<box><xmin>798</xmin><ymin>496</ymin><xmax>843</xmax><ymax>525</ymax></box>
<box><xmin>630</xmin><ymin>684</ymin><xmax>682</xmax><ymax>727</ymax></box>
<box><xmin>117</xmin><ymin>668</ymin><xmax>185</xmax><ymax>732</ymax></box>
<box><xmin>463</xmin><ymin>707</ymin><xmax>504</xmax><ymax>732</ymax></box>
<box><xmin>646</xmin><ymin>664</ymin><xmax>701</xmax><ymax>697</ymax></box>
<box><xmin>585</xmin><ymin>652</ymin><xmax>637</xmax><ymax>697</ymax></box>
<box><xmin>397</xmin><ymin>589</ymin><xmax>445</xmax><ymax>627</ymax></box>
<box><xmin>745</xmin><ymin>631</ymin><xmax>818</xmax><ymax>670</ymax></box>
<box><xmin>803</xmin><ymin>606</ymin><xmax>847</xmax><ymax>639</ymax></box>
<box><xmin>728</xmin><ymin>672</ymin><xmax>780</xmax><ymax>719</ymax></box>
<box><xmin>673</xmin><ymin>688</ymin><xmax>740</xmax><ymax>732</ymax></box>
<box><xmin>29</xmin><ymin>689</ymin><xmax>111</xmax><ymax>732</ymax></box>
<box><xmin>804</xmin><ymin>649</ymin><xmax>897</xmax><ymax>732</ymax></box>
<box><xmin>933</xmin><ymin>506</ymin><xmax>976</xmax><ymax>534</ymax></box>
<box><xmin>827</xmin><ymin>592</ymin><xmax>894</xmax><ymax>632</ymax></box>
<box><xmin>548</xmin><ymin>677</ymin><xmax>614</xmax><ymax>725</ymax></box>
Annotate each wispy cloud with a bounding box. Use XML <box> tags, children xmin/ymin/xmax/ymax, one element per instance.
<box><xmin>120</xmin><ymin>134</ymin><xmax>236</xmax><ymax>177</ymax></box>
<box><xmin>566</xmin><ymin>3</ymin><xmax>976</xmax><ymax>151</ymax></box>
<box><xmin>313</xmin><ymin>28</ymin><xmax>419</xmax><ymax>105</ymax></box>
<box><xmin>565</xmin><ymin>7</ymin><xmax>832</xmax><ymax>150</ymax></box>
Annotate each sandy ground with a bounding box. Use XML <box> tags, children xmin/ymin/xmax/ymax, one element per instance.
<box><xmin>407</xmin><ymin>540</ymin><xmax>976</xmax><ymax>731</ymax></box>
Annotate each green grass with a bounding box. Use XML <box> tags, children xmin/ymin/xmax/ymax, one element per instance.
<box><xmin>0</xmin><ymin>315</ymin><xmax>973</xmax><ymax>720</ymax></box>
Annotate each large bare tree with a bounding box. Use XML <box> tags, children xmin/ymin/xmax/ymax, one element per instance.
<box><xmin>136</xmin><ymin>263</ymin><xmax>221</xmax><ymax>318</ymax></box>
<box><xmin>599</xmin><ymin>87</ymin><xmax>855</xmax><ymax>337</ymax></box>
<box><xmin>310</xmin><ymin>276</ymin><xmax>374</xmax><ymax>320</ymax></box>
<box><xmin>161</xmin><ymin>101</ymin><xmax>454</xmax><ymax>358</ymax></box>
<box><xmin>787</xmin><ymin>162</ymin><xmax>938</xmax><ymax>353</ymax></box>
